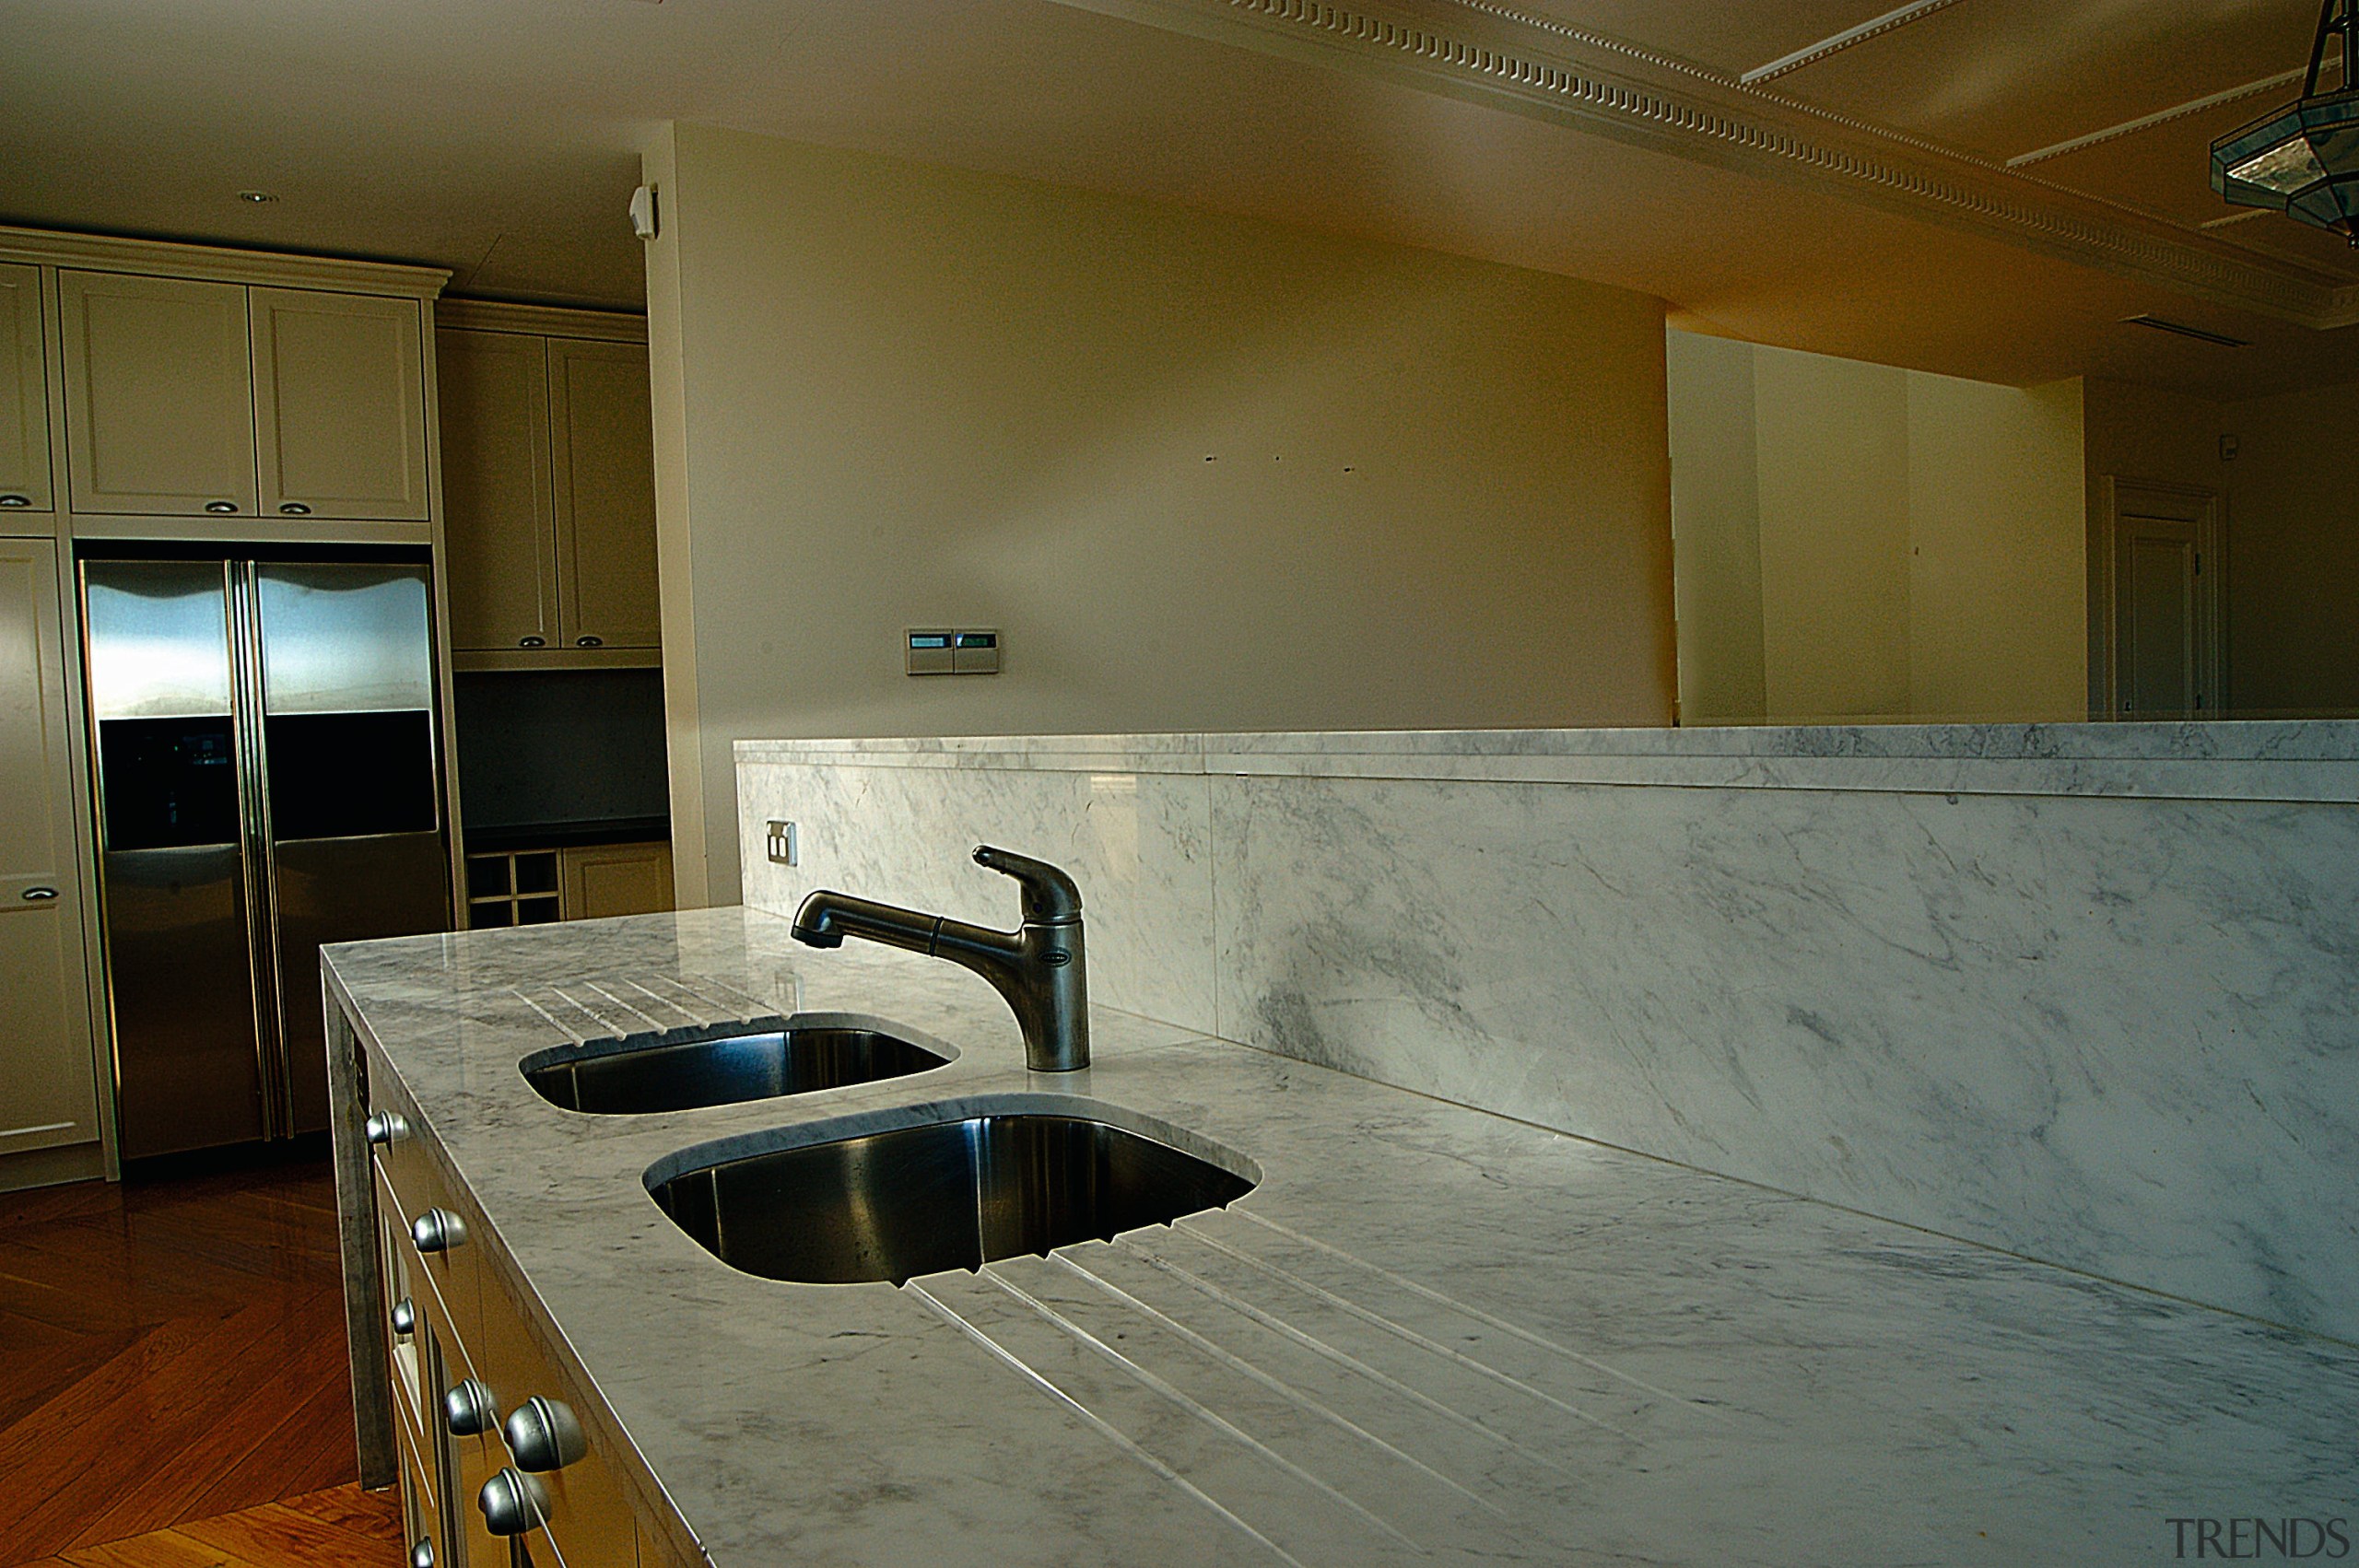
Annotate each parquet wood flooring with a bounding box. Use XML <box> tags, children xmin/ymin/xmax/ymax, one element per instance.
<box><xmin>0</xmin><ymin>1158</ymin><xmax>392</xmax><ymax>1566</ymax></box>
<box><xmin>12</xmin><ymin>1483</ymin><xmax>401</xmax><ymax>1567</ymax></box>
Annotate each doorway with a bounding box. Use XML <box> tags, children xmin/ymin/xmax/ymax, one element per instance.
<box><xmin>2095</xmin><ymin>479</ymin><xmax>2223</xmax><ymax>720</ymax></box>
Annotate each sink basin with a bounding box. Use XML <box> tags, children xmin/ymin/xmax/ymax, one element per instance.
<box><xmin>522</xmin><ymin>1023</ymin><xmax>950</xmax><ymax>1115</ymax></box>
<box><xmin>647</xmin><ymin>1112</ymin><xmax>1259</xmax><ymax>1284</ymax></box>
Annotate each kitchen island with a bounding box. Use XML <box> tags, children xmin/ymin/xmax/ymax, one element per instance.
<box><xmin>327</xmin><ymin>903</ymin><xmax>2359</xmax><ymax>1568</ymax></box>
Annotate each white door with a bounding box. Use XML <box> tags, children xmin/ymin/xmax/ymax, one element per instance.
<box><xmin>0</xmin><ymin>537</ymin><xmax>99</xmax><ymax>1157</ymax></box>
<box><xmin>2106</xmin><ymin>481</ymin><xmax>2219</xmax><ymax>719</ymax></box>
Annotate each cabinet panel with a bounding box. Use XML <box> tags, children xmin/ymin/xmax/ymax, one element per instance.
<box><xmin>438</xmin><ymin>329</ymin><xmax>557</xmax><ymax>652</ymax></box>
<box><xmin>0</xmin><ymin>264</ymin><xmax>50</xmax><ymax>513</ymax></box>
<box><xmin>59</xmin><ymin>272</ymin><xmax>256</xmax><ymax>517</ymax></box>
<box><xmin>558</xmin><ymin>841</ymin><xmax>673</xmax><ymax>922</ymax></box>
<box><xmin>0</xmin><ymin>538</ymin><xmax>96</xmax><ymax>1157</ymax></box>
<box><xmin>547</xmin><ymin>339</ymin><xmax>658</xmax><ymax>651</ymax></box>
<box><xmin>471</xmin><ymin>1262</ymin><xmax>640</xmax><ymax>1568</ymax></box>
<box><xmin>252</xmin><ymin>287</ymin><xmax>428</xmax><ymax>521</ymax></box>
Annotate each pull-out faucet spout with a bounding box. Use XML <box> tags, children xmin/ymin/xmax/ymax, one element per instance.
<box><xmin>791</xmin><ymin>846</ymin><xmax>1089</xmax><ymax>1072</ymax></box>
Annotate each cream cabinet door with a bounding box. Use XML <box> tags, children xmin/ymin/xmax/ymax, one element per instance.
<box><xmin>251</xmin><ymin>287</ymin><xmax>429</xmax><ymax>521</ymax></box>
<box><xmin>0</xmin><ymin>538</ymin><xmax>98</xmax><ymax>1158</ymax></box>
<box><xmin>548</xmin><ymin>338</ymin><xmax>659</xmax><ymax>651</ymax></box>
<box><xmin>438</xmin><ymin>328</ymin><xmax>558</xmax><ymax>652</ymax></box>
<box><xmin>559</xmin><ymin>841</ymin><xmax>673</xmax><ymax>921</ymax></box>
<box><xmin>59</xmin><ymin>272</ymin><xmax>257</xmax><ymax>518</ymax></box>
<box><xmin>0</xmin><ymin>264</ymin><xmax>51</xmax><ymax>515</ymax></box>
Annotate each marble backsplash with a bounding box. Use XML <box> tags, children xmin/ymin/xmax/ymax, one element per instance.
<box><xmin>736</xmin><ymin>724</ymin><xmax>2359</xmax><ymax>1340</ymax></box>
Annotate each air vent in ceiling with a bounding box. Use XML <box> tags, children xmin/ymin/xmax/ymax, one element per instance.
<box><xmin>2122</xmin><ymin>314</ymin><xmax>2250</xmax><ymax>347</ymax></box>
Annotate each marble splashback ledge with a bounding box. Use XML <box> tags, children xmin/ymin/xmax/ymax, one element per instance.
<box><xmin>737</xmin><ymin>723</ymin><xmax>2359</xmax><ymax>1340</ymax></box>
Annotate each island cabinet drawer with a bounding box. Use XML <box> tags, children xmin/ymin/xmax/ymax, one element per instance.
<box><xmin>372</xmin><ymin>1140</ymin><xmax>486</xmax><ymax>1355</ymax></box>
<box><xmin>468</xmin><ymin>1260</ymin><xmax>640</xmax><ymax>1568</ymax></box>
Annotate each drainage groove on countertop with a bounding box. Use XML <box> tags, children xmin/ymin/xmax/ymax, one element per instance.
<box><xmin>905</xmin><ymin>1207</ymin><xmax>1722</xmax><ymax>1566</ymax></box>
<box><xmin>510</xmin><ymin>972</ymin><xmax>780</xmax><ymax>1044</ymax></box>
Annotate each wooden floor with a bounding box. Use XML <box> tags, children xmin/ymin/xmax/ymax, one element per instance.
<box><xmin>0</xmin><ymin>1155</ymin><xmax>400</xmax><ymax>1566</ymax></box>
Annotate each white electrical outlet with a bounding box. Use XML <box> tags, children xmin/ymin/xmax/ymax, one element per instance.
<box><xmin>766</xmin><ymin>821</ymin><xmax>798</xmax><ymax>866</ymax></box>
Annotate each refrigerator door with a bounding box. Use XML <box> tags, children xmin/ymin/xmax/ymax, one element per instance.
<box><xmin>83</xmin><ymin>560</ymin><xmax>268</xmax><ymax>1158</ymax></box>
<box><xmin>252</xmin><ymin>563</ymin><xmax>450</xmax><ymax>1133</ymax></box>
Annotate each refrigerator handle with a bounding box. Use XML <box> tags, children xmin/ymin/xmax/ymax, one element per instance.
<box><xmin>228</xmin><ymin>562</ymin><xmax>290</xmax><ymax>1141</ymax></box>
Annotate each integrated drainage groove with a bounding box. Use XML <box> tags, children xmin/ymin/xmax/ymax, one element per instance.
<box><xmin>1170</xmin><ymin>1221</ymin><xmax>1636</xmax><ymax>1438</ymax></box>
<box><xmin>979</xmin><ymin>1265</ymin><xmax>1430</xmax><ymax>1553</ymax></box>
<box><xmin>903</xmin><ymin>1279</ymin><xmax>1308</xmax><ymax>1568</ymax></box>
<box><xmin>1227</xmin><ymin>1208</ymin><xmax>1715</xmax><ymax>1413</ymax></box>
<box><xmin>1044</xmin><ymin>1252</ymin><xmax>1505</xmax><ymax>1516</ymax></box>
<box><xmin>1110</xmin><ymin>1239</ymin><xmax>1585</xmax><ymax>1478</ymax></box>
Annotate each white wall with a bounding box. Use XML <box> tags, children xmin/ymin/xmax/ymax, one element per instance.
<box><xmin>643</xmin><ymin>123</ymin><xmax>1680</xmax><ymax>905</ymax></box>
<box><xmin>1668</xmin><ymin>330</ymin><xmax>2085</xmax><ymax>723</ymax></box>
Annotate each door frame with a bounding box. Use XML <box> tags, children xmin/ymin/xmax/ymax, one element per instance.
<box><xmin>2093</xmin><ymin>476</ymin><xmax>2224</xmax><ymax>720</ymax></box>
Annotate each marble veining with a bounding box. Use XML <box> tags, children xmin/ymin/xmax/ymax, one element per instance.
<box><xmin>328</xmin><ymin>909</ymin><xmax>2359</xmax><ymax>1568</ymax></box>
<box><xmin>735</xmin><ymin>724</ymin><xmax>2359</xmax><ymax>1340</ymax></box>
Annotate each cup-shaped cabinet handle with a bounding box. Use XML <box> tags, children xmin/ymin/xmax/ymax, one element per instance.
<box><xmin>390</xmin><ymin>1296</ymin><xmax>416</xmax><ymax>1338</ymax></box>
<box><xmin>444</xmin><ymin>1377</ymin><xmax>499</xmax><ymax>1437</ymax></box>
<box><xmin>502</xmin><ymin>1395</ymin><xmax>588</xmax><ymax>1472</ymax></box>
<box><xmin>364</xmin><ymin>1110</ymin><xmax>407</xmax><ymax>1146</ymax></box>
<box><xmin>411</xmin><ymin>1208</ymin><xmax>464</xmax><ymax>1254</ymax></box>
<box><xmin>204</xmin><ymin>500</ymin><xmax>239</xmax><ymax>513</ymax></box>
<box><xmin>479</xmin><ymin>1468</ymin><xmax>550</xmax><ymax>1537</ymax></box>
<box><xmin>409</xmin><ymin>1537</ymin><xmax>434</xmax><ymax>1568</ymax></box>
<box><xmin>0</xmin><ymin>494</ymin><xmax>29</xmax><ymax>507</ymax></box>
<box><xmin>518</xmin><ymin>636</ymin><xmax>546</xmax><ymax>649</ymax></box>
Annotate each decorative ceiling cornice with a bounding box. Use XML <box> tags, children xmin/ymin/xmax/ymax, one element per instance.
<box><xmin>1045</xmin><ymin>0</ymin><xmax>2359</xmax><ymax>330</ymax></box>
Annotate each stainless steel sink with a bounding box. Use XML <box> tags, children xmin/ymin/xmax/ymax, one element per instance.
<box><xmin>647</xmin><ymin>1113</ymin><xmax>1258</xmax><ymax>1284</ymax></box>
<box><xmin>522</xmin><ymin>1024</ymin><xmax>950</xmax><ymax>1115</ymax></box>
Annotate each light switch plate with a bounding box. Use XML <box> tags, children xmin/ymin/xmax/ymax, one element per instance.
<box><xmin>951</xmin><ymin>629</ymin><xmax>1000</xmax><ymax>674</ymax></box>
<box><xmin>766</xmin><ymin>820</ymin><xmax>797</xmax><ymax>866</ymax></box>
<box><xmin>906</xmin><ymin>629</ymin><xmax>954</xmax><ymax>675</ymax></box>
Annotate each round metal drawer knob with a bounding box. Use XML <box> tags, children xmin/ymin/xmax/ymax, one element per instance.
<box><xmin>409</xmin><ymin>1537</ymin><xmax>434</xmax><ymax>1568</ymax></box>
<box><xmin>444</xmin><ymin>1376</ymin><xmax>499</xmax><ymax>1437</ymax></box>
<box><xmin>412</xmin><ymin>1208</ymin><xmax>465</xmax><ymax>1254</ymax></box>
<box><xmin>479</xmin><ymin>1467</ymin><xmax>550</xmax><ymax>1537</ymax></box>
<box><xmin>364</xmin><ymin>1110</ymin><xmax>407</xmax><ymax>1146</ymax></box>
<box><xmin>390</xmin><ymin>1296</ymin><xmax>416</xmax><ymax>1338</ymax></box>
<box><xmin>502</xmin><ymin>1395</ymin><xmax>588</xmax><ymax>1472</ymax></box>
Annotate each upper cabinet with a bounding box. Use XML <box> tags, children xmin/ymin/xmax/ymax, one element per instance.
<box><xmin>438</xmin><ymin>326</ymin><xmax>557</xmax><ymax>650</ymax></box>
<box><xmin>58</xmin><ymin>272</ymin><xmax>256</xmax><ymax>519</ymax></box>
<box><xmin>438</xmin><ymin>304</ymin><xmax>657</xmax><ymax>666</ymax></box>
<box><xmin>548</xmin><ymin>337</ymin><xmax>659</xmax><ymax>651</ymax></box>
<box><xmin>0</xmin><ymin>264</ymin><xmax>51</xmax><ymax>515</ymax></box>
<box><xmin>250</xmin><ymin>287</ymin><xmax>428</xmax><ymax>521</ymax></box>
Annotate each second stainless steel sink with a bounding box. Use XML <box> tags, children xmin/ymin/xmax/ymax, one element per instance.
<box><xmin>522</xmin><ymin>1022</ymin><xmax>950</xmax><ymax>1115</ymax></box>
<box><xmin>647</xmin><ymin>1110</ymin><xmax>1258</xmax><ymax>1285</ymax></box>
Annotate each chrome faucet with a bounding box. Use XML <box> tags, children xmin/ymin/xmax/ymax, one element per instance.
<box><xmin>789</xmin><ymin>846</ymin><xmax>1089</xmax><ymax>1072</ymax></box>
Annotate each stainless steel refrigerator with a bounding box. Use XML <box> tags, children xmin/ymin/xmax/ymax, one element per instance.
<box><xmin>81</xmin><ymin>556</ymin><xmax>452</xmax><ymax>1158</ymax></box>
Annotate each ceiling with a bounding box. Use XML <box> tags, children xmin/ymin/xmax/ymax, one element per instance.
<box><xmin>0</xmin><ymin>0</ymin><xmax>2351</xmax><ymax>398</ymax></box>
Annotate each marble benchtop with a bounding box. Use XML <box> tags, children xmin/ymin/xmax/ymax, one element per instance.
<box><xmin>736</xmin><ymin>720</ymin><xmax>2359</xmax><ymax>802</ymax></box>
<box><xmin>326</xmin><ymin>907</ymin><xmax>2359</xmax><ymax>1568</ymax></box>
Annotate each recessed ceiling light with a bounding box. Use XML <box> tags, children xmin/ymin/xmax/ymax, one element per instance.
<box><xmin>237</xmin><ymin>190</ymin><xmax>278</xmax><ymax>205</ymax></box>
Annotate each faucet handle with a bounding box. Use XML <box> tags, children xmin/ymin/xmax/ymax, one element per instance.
<box><xmin>972</xmin><ymin>846</ymin><xmax>1083</xmax><ymax>925</ymax></box>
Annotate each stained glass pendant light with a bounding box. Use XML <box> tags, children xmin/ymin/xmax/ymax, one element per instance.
<box><xmin>2212</xmin><ymin>0</ymin><xmax>2359</xmax><ymax>242</ymax></box>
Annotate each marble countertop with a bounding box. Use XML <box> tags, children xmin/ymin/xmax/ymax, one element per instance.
<box><xmin>327</xmin><ymin>907</ymin><xmax>2358</xmax><ymax>1567</ymax></box>
<box><xmin>736</xmin><ymin>720</ymin><xmax>2359</xmax><ymax>802</ymax></box>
